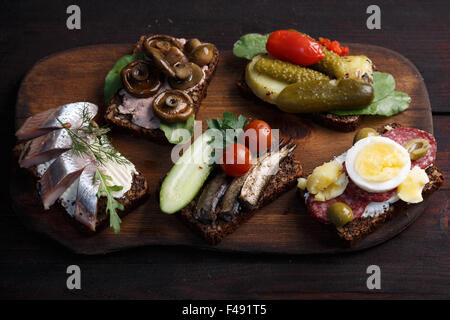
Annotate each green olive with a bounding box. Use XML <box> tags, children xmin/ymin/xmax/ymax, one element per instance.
<box><xmin>403</xmin><ymin>138</ymin><xmax>430</xmax><ymax>160</ymax></box>
<box><xmin>353</xmin><ymin>127</ymin><xmax>378</xmax><ymax>144</ymax></box>
<box><xmin>327</xmin><ymin>202</ymin><xmax>354</xmax><ymax>227</ymax></box>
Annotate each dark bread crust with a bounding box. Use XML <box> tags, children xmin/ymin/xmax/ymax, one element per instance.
<box><xmin>105</xmin><ymin>34</ymin><xmax>220</xmax><ymax>144</ymax></box>
<box><xmin>178</xmin><ymin>155</ymin><xmax>303</xmax><ymax>245</ymax></box>
<box><xmin>336</xmin><ymin>164</ymin><xmax>443</xmax><ymax>244</ymax></box>
<box><xmin>12</xmin><ymin>143</ymin><xmax>149</xmax><ymax>232</ymax></box>
<box><xmin>298</xmin><ymin>122</ymin><xmax>443</xmax><ymax>245</ymax></box>
<box><xmin>236</xmin><ymin>75</ymin><xmax>361</xmax><ymax>132</ymax></box>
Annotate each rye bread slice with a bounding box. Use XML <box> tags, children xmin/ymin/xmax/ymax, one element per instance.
<box><xmin>178</xmin><ymin>154</ymin><xmax>303</xmax><ymax>245</ymax></box>
<box><xmin>236</xmin><ymin>75</ymin><xmax>361</xmax><ymax>132</ymax></box>
<box><xmin>298</xmin><ymin>123</ymin><xmax>444</xmax><ymax>245</ymax></box>
<box><xmin>12</xmin><ymin>143</ymin><xmax>149</xmax><ymax>233</ymax></box>
<box><xmin>105</xmin><ymin>34</ymin><xmax>220</xmax><ymax>144</ymax></box>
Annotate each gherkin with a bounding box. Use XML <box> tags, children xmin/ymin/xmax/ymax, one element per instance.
<box><xmin>254</xmin><ymin>56</ymin><xmax>330</xmax><ymax>84</ymax></box>
<box><xmin>312</xmin><ymin>46</ymin><xmax>347</xmax><ymax>79</ymax></box>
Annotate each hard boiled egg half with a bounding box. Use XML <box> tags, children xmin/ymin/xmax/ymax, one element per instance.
<box><xmin>345</xmin><ymin>136</ymin><xmax>411</xmax><ymax>193</ymax></box>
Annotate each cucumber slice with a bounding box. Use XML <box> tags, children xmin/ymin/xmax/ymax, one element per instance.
<box><xmin>160</xmin><ymin>132</ymin><xmax>215</xmax><ymax>214</ymax></box>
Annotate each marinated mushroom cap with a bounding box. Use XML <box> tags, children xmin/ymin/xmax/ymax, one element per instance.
<box><xmin>121</xmin><ymin>60</ymin><xmax>163</xmax><ymax>98</ymax></box>
<box><xmin>169</xmin><ymin>62</ymin><xmax>204</xmax><ymax>90</ymax></box>
<box><xmin>143</xmin><ymin>34</ymin><xmax>182</xmax><ymax>55</ymax></box>
<box><xmin>184</xmin><ymin>38</ymin><xmax>215</xmax><ymax>67</ymax></box>
<box><xmin>152</xmin><ymin>90</ymin><xmax>194</xmax><ymax>122</ymax></box>
<box><xmin>147</xmin><ymin>47</ymin><xmax>176</xmax><ymax>77</ymax></box>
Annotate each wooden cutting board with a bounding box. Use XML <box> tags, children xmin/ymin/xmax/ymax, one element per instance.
<box><xmin>11</xmin><ymin>44</ymin><xmax>434</xmax><ymax>255</ymax></box>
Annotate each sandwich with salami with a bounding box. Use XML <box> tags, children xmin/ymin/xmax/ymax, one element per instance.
<box><xmin>297</xmin><ymin>123</ymin><xmax>443</xmax><ymax>244</ymax></box>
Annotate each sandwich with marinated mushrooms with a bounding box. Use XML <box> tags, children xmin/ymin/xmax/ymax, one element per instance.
<box><xmin>233</xmin><ymin>30</ymin><xmax>411</xmax><ymax>132</ymax></box>
<box><xmin>159</xmin><ymin>112</ymin><xmax>302</xmax><ymax>245</ymax></box>
<box><xmin>14</xmin><ymin>102</ymin><xmax>149</xmax><ymax>233</ymax></box>
<box><xmin>104</xmin><ymin>34</ymin><xmax>219</xmax><ymax>144</ymax></box>
<box><xmin>297</xmin><ymin>123</ymin><xmax>443</xmax><ymax>244</ymax></box>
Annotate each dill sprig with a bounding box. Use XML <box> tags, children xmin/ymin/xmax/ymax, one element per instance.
<box><xmin>57</xmin><ymin>104</ymin><xmax>130</xmax><ymax>166</ymax></box>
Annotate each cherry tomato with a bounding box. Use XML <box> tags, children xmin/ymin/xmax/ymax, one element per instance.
<box><xmin>266</xmin><ymin>30</ymin><xmax>324</xmax><ymax>66</ymax></box>
<box><xmin>221</xmin><ymin>143</ymin><xmax>253</xmax><ymax>177</ymax></box>
<box><xmin>243</xmin><ymin>120</ymin><xmax>272</xmax><ymax>155</ymax></box>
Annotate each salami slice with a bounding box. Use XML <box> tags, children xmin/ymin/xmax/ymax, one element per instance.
<box><xmin>345</xmin><ymin>179</ymin><xmax>397</xmax><ymax>202</ymax></box>
<box><xmin>342</xmin><ymin>162</ymin><xmax>396</xmax><ymax>202</ymax></box>
<box><xmin>306</xmin><ymin>192</ymin><xmax>369</xmax><ymax>224</ymax></box>
<box><xmin>382</xmin><ymin>127</ymin><xmax>436</xmax><ymax>169</ymax></box>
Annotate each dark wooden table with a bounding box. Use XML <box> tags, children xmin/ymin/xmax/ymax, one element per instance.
<box><xmin>1</xmin><ymin>0</ymin><xmax>448</xmax><ymax>299</ymax></box>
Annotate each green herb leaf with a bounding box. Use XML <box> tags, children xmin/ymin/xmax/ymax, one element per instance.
<box><xmin>57</xmin><ymin>105</ymin><xmax>130</xmax><ymax>166</ymax></box>
<box><xmin>233</xmin><ymin>33</ymin><xmax>270</xmax><ymax>60</ymax></box>
<box><xmin>159</xmin><ymin>115</ymin><xmax>195</xmax><ymax>144</ymax></box>
<box><xmin>104</xmin><ymin>53</ymin><xmax>145</xmax><ymax>105</ymax></box>
<box><xmin>95</xmin><ymin>169</ymin><xmax>124</xmax><ymax>234</ymax></box>
<box><xmin>332</xmin><ymin>71</ymin><xmax>410</xmax><ymax>116</ymax></box>
<box><xmin>206</xmin><ymin>112</ymin><xmax>249</xmax><ymax>148</ymax></box>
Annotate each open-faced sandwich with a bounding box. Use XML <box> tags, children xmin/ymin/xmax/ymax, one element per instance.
<box><xmin>104</xmin><ymin>34</ymin><xmax>219</xmax><ymax>144</ymax></box>
<box><xmin>159</xmin><ymin>112</ymin><xmax>302</xmax><ymax>244</ymax></box>
<box><xmin>14</xmin><ymin>102</ymin><xmax>148</xmax><ymax>233</ymax></box>
<box><xmin>297</xmin><ymin>123</ymin><xmax>443</xmax><ymax>244</ymax></box>
<box><xmin>234</xmin><ymin>30</ymin><xmax>411</xmax><ymax>131</ymax></box>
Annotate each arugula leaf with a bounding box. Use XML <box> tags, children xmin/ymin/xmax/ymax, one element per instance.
<box><xmin>159</xmin><ymin>115</ymin><xmax>195</xmax><ymax>144</ymax></box>
<box><xmin>332</xmin><ymin>71</ymin><xmax>410</xmax><ymax>116</ymax></box>
<box><xmin>206</xmin><ymin>111</ymin><xmax>249</xmax><ymax>148</ymax></box>
<box><xmin>95</xmin><ymin>169</ymin><xmax>124</xmax><ymax>234</ymax></box>
<box><xmin>233</xmin><ymin>33</ymin><xmax>270</xmax><ymax>60</ymax></box>
<box><xmin>104</xmin><ymin>53</ymin><xmax>145</xmax><ymax>105</ymax></box>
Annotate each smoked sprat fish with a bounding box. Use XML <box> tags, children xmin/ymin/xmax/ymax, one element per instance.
<box><xmin>240</xmin><ymin>139</ymin><xmax>296</xmax><ymax>208</ymax></box>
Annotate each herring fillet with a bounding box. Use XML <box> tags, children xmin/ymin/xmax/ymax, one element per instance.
<box><xmin>18</xmin><ymin>129</ymin><xmax>72</xmax><ymax>168</ymax></box>
<box><xmin>38</xmin><ymin>151</ymin><xmax>92</xmax><ymax>210</ymax></box>
<box><xmin>15</xmin><ymin>102</ymin><xmax>98</xmax><ymax>140</ymax></box>
<box><xmin>73</xmin><ymin>164</ymin><xmax>100</xmax><ymax>231</ymax></box>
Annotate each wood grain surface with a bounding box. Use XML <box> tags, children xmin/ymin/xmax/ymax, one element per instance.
<box><xmin>12</xmin><ymin>44</ymin><xmax>436</xmax><ymax>255</ymax></box>
<box><xmin>1</xmin><ymin>0</ymin><xmax>448</xmax><ymax>300</ymax></box>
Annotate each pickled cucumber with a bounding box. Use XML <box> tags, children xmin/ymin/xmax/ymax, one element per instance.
<box><xmin>254</xmin><ymin>56</ymin><xmax>329</xmax><ymax>84</ymax></box>
<box><xmin>312</xmin><ymin>46</ymin><xmax>347</xmax><ymax>79</ymax></box>
<box><xmin>275</xmin><ymin>78</ymin><xmax>374</xmax><ymax>113</ymax></box>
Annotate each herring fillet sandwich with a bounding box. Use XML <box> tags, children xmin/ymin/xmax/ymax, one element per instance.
<box><xmin>297</xmin><ymin>123</ymin><xmax>443</xmax><ymax>244</ymax></box>
<box><xmin>14</xmin><ymin>102</ymin><xmax>148</xmax><ymax>233</ymax></box>
<box><xmin>104</xmin><ymin>34</ymin><xmax>219</xmax><ymax>144</ymax></box>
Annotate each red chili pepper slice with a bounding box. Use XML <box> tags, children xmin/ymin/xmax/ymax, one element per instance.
<box><xmin>318</xmin><ymin>37</ymin><xmax>349</xmax><ymax>56</ymax></box>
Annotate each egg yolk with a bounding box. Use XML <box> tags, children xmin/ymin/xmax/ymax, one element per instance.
<box><xmin>355</xmin><ymin>142</ymin><xmax>408</xmax><ymax>182</ymax></box>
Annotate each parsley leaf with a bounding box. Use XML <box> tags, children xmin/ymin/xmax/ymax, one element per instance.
<box><xmin>95</xmin><ymin>169</ymin><xmax>124</xmax><ymax>234</ymax></box>
<box><xmin>206</xmin><ymin>111</ymin><xmax>249</xmax><ymax>149</ymax></box>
